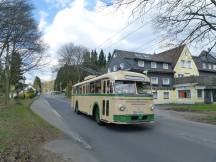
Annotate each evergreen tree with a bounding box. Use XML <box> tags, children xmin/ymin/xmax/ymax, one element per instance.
<box><xmin>91</xmin><ymin>50</ymin><xmax>98</xmax><ymax>65</ymax></box>
<box><xmin>107</xmin><ymin>52</ymin><xmax>112</xmax><ymax>62</ymax></box>
<box><xmin>83</xmin><ymin>51</ymin><xmax>91</xmax><ymax>65</ymax></box>
<box><xmin>54</xmin><ymin>65</ymin><xmax>88</xmax><ymax>91</ymax></box>
<box><xmin>33</xmin><ymin>76</ymin><xmax>42</xmax><ymax>93</ymax></box>
<box><xmin>98</xmin><ymin>49</ymin><xmax>106</xmax><ymax>66</ymax></box>
<box><xmin>10</xmin><ymin>53</ymin><xmax>23</xmax><ymax>86</ymax></box>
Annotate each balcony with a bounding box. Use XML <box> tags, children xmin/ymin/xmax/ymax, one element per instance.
<box><xmin>174</xmin><ymin>76</ymin><xmax>216</xmax><ymax>86</ymax></box>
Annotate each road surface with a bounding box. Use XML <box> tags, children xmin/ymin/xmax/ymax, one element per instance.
<box><xmin>34</xmin><ymin>95</ymin><xmax>216</xmax><ymax>162</ymax></box>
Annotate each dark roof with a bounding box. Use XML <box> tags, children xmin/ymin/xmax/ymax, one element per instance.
<box><xmin>113</xmin><ymin>49</ymin><xmax>171</xmax><ymax>63</ymax></box>
<box><xmin>193</xmin><ymin>50</ymin><xmax>216</xmax><ymax>72</ymax></box>
<box><xmin>152</xmin><ymin>44</ymin><xmax>186</xmax><ymax>67</ymax></box>
<box><xmin>130</xmin><ymin>67</ymin><xmax>174</xmax><ymax>74</ymax></box>
<box><xmin>113</xmin><ymin>45</ymin><xmax>185</xmax><ymax>66</ymax></box>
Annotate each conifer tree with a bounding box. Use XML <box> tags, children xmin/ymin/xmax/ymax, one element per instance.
<box><xmin>107</xmin><ymin>52</ymin><xmax>112</xmax><ymax>62</ymax></box>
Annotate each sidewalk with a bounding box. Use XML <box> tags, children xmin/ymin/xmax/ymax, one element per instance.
<box><xmin>31</xmin><ymin>97</ymin><xmax>99</xmax><ymax>162</ymax></box>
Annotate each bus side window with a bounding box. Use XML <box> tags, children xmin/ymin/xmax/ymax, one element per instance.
<box><xmin>77</xmin><ymin>86</ymin><xmax>79</xmax><ymax>94</ymax></box>
<box><xmin>84</xmin><ymin>85</ymin><xmax>86</xmax><ymax>94</ymax></box>
<box><xmin>90</xmin><ymin>82</ymin><xmax>94</xmax><ymax>93</ymax></box>
<box><xmin>87</xmin><ymin>84</ymin><xmax>90</xmax><ymax>93</ymax></box>
<box><xmin>103</xmin><ymin>81</ymin><xmax>106</xmax><ymax>93</ymax></box>
<box><xmin>79</xmin><ymin>86</ymin><xmax>82</xmax><ymax>94</ymax></box>
<box><xmin>106</xmin><ymin>80</ymin><xmax>110</xmax><ymax>93</ymax></box>
<box><xmin>110</xmin><ymin>82</ymin><xmax>113</xmax><ymax>93</ymax></box>
<box><xmin>95</xmin><ymin>80</ymin><xmax>101</xmax><ymax>93</ymax></box>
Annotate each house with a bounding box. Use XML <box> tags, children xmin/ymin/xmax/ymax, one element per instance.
<box><xmin>107</xmin><ymin>45</ymin><xmax>216</xmax><ymax>104</ymax></box>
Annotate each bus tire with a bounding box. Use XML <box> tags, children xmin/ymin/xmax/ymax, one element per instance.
<box><xmin>75</xmin><ymin>101</ymin><xmax>80</xmax><ymax>114</ymax></box>
<box><xmin>93</xmin><ymin>105</ymin><xmax>103</xmax><ymax>126</ymax></box>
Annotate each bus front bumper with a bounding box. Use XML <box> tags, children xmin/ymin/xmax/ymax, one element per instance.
<box><xmin>113</xmin><ymin>114</ymin><xmax>154</xmax><ymax>124</ymax></box>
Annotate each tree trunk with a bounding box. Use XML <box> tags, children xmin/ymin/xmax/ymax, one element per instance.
<box><xmin>4</xmin><ymin>44</ymin><xmax>10</xmax><ymax>105</ymax></box>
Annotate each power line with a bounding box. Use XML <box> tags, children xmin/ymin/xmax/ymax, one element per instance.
<box><xmin>132</xmin><ymin>36</ymin><xmax>159</xmax><ymax>52</ymax></box>
<box><xmin>95</xmin><ymin>3</ymin><xmax>158</xmax><ymax>50</ymax></box>
<box><xmin>103</xmin><ymin>19</ymin><xmax>152</xmax><ymax>51</ymax></box>
<box><xmin>95</xmin><ymin>15</ymin><xmax>145</xmax><ymax>50</ymax></box>
<box><xmin>136</xmin><ymin>39</ymin><xmax>163</xmax><ymax>53</ymax></box>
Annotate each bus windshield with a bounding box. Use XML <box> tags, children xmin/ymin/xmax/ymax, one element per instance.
<box><xmin>136</xmin><ymin>82</ymin><xmax>153</xmax><ymax>97</ymax></box>
<box><xmin>114</xmin><ymin>81</ymin><xmax>136</xmax><ymax>94</ymax></box>
<box><xmin>114</xmin><ymin>80</ymin><xmax>152</xmax><ymax>96</ymax></box>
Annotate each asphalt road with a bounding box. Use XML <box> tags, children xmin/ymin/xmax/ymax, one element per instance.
<box><xmin>42</xmin><ymin>95</ymin><xmax>216</xmax><ymax>162</ymax></box>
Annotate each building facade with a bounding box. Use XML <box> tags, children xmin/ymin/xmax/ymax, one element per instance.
<box><xmin>107</xmin><ymin>45</ymin><xmax>216</xmax><ymax>104</ymax></box>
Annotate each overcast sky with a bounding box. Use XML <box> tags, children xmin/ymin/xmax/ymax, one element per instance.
<box><xmin>27</xmin><ymin>0</ymin><xmax>200</xmax><ymax>83</ymax></box>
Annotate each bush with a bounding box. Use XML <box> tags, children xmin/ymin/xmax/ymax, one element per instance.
<box><xmin>18</xmin><ymin>91</ymin><xmax>36</xmax><ymax>99</ymax></box>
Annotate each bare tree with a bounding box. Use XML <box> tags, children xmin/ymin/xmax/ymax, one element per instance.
<box><xmin>112</xmin><ymin>0</ymin><xmax>216</xmax><ymax>51</ymax></box>
<box><xmin>0</xmin><ymin>0</ymin><xmax>45</xmax><ymax>104</ymax></box>
<box><xmin>57</xmin><ymin>43</ymin><xmax>88</xmax><ymax>81</ymax></box>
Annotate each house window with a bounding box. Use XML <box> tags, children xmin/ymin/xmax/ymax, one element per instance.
<box><xmin>213</xmin><ymin>65</ymin><xmax>216</xmax><ymax>70</ymax></box>
<box><xmin>208</xmin><ymin>64</ymin><xmax>212</xmax><ymax>69</ymax></box>
<box><xmin>151</xmin><ymin>62</ymin><xmax>157</xmax><ymax>68</ymax></box>
<box><xmin>150</xmin><ymin>77</ymin><xmax>158</xmax><ymax>85</ymax></box>
<box><xmin>152</xmin><ymin>92</ymin><xmax>158</xmax><ymax>99</ymax></box>
<box><xmin>187</xmin><ymin>61</ymin><xmax>192</xmax><ymax>68</ymax></box>
<box><xmin>113</xmin><ymin>65</ymin><xmax>117</xmax><ymax>71</ymax></box>
<box><xmin>163</xmin><ymin>63</ymin><xmax>168</xmax><ymax>69</ymax></box>
<box><xmin>163</xmin><ymin>92</ymin><xmax>169</xmax><ymax>99</ymax></box>
<box><xmin>203</xmin><ymin>63</ymin><xmax>206</xmax><ymax>69</ymax></box>
<box><xmin>120</xmin><ymin>63</ymin><xmax>124</xmax><ymax>69</ymax></box>
<box><xmin>180</xmin><ymin>60</ymin><xmax>185</xmax><ymax>67</ymax></box>
<box><xmin>197</xmin><ymin>89</ymin><xmax>203</xmax><ymax>98</ymax></box>
<box><xmin>138</xmin><ymin>60</ymin><xmax>144</xmax><ymax>67</ymax></box>
<box><xmin>178</xmin><ymin>74</ymin><xmax>184</xmax><ymax>77</ymax></box>
<box><xmin>178</xmin><ymin>90</ymin><xmax>191</xmax><ymax>98</ymax></box>
<box><xmin>162</xmin><ymin>78</ymin><xmax>170</xmax><ymax>85</ymax></box>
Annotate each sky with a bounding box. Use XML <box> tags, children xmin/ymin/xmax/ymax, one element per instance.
<box><xmin>26</xmin><ymin>0</ymin><xmax>200</xmax><ymax>84</ymax></box>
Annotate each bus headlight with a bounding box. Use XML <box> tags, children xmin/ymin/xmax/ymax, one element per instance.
<box><xmin>118</xmin><ymin>104</ymin><xmax>126</xmax><ymax>111</ymax></box>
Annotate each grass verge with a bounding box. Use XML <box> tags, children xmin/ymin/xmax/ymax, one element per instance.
<box><xmin>170</xmin><ymin>104</ymin><xmax>216</xmax><ymax>111</ymax></box>
<box><xmin>0</xmin><ymin>99</ymin><xmax>60</xmax><ymax>161</ymax></box>
<box><xmin>168</xmin><ymin>104</ymin><xmax>216</xmax><ymax>125</ymax></box>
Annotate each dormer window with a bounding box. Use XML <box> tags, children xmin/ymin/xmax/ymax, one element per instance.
<box><xmin>120</xmin><ymin>63</ymin><xmax>124</xmax><ymax>69</ymax></box>
<box><xmin>208</xmin><ymin>64</ymin><xmax>212</xmax><ymax>70</ymax></box>
<box><xmin>163</xmin><ymin>63</ymin><xmax>168</xmax><ymax>69</ymax></box>
<box><xmin>138</xmin><ymin>60</ymin><xmax>144</xmax><ymax>67</ymax></box>
<box><xmin>151</xmin><ymin>62</ymin><xmax>157</xmax><ymax>68</ymax></box>
<box><xmin>213</xmin><ymin>65</ymin><xmax>216</xmax><ymax>70</ymax></box>
<box><xmin>203</xmin><ymin>63</ymin><xmax>206</xmax><ymax>69</ymax></box>
<box><xmin>113</xmin><ymin>65</ymin><xmax>117</xmax><ymax>71</ymax></box>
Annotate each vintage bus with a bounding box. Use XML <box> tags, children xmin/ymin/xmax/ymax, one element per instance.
<box><xmin>71</xmin><ymin>71</ymin><xmax>154</xmax><ymax>125</ymax></box>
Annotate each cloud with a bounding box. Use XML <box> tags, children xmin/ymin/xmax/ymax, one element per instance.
<box><xmin>34</xmin><ymin>0</ymin><xmax>158</xmax><ymax>82</ymax></box>
<box><xmin>38</xmin><ymin>11</ymin><xmax>49</xmax><ymax>31</ymax></box>
<box><xmin>42</xmin><ymin>0</ymin><xmax>156</xmax><ymax>54</ymax></box>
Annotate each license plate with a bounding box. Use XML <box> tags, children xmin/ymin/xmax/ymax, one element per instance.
<box><xmin>133</xmin><ymin>111</ymin><xmax>144</xmax><ymax>115</ymax></box>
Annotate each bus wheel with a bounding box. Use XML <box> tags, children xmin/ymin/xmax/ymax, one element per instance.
<box><xmin>75</xmin><ymin>101</ymin><xmax>80</xmax><ymax>114</ymax></box>
<box><xmin>94</xmin><ymin>107</ymin><xmax>103</xmax><ymax>125</ymax></box>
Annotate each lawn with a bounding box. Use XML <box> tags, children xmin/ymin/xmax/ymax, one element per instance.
<box><xmin>0</xmin><ymin>99</ymin><xmax>60</xmax><ymax>161</ymax></box>
<box><xmin>169</xmin><ymin>104</ymin><xmax>216</xmax><ymax>125</ymax></box>
<box><xmin>171</xmin><ymin>104</ymin><xmax>216</xmax><ymax>111</ymax></box>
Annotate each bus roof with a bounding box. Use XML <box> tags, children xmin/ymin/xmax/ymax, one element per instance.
<box><xmin>73</xmin><ymin>71</ymin><xmax>150</xmax><ymax>87</ymax></box>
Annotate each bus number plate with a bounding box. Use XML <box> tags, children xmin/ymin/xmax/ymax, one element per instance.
<box><xmin>133</xmin><ymin>111</ymin><xmax>144</xmax><ymax>115</ymax></box>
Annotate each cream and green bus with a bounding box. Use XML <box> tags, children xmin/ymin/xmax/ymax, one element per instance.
<box><xmin>72</xmin><ymin>71</ymin><xmax>154</xmax><ymax>125</ymax></box>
